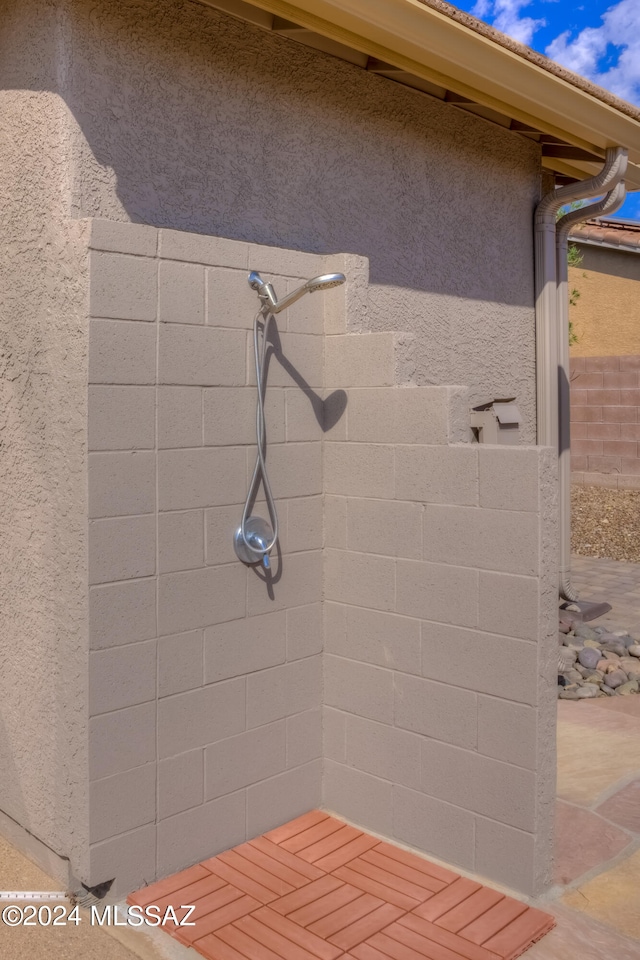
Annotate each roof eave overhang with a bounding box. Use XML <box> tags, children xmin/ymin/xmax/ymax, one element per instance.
<box><xmin>235</xmin><ymin>0</ymin><xmax>640</xmax><ymax>190</ymax></box>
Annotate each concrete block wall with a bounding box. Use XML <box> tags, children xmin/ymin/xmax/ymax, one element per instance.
<box><xmin>571</xmin><ymin>355</ymin><xmax>640</xmax><ymax>489</ymax></box>
<box><xmin>77</xmin><ymin>220</ymin><xmax>555</xmax><ymax>901</ymax></box>
<box><xmin>86</xmin><ymin>220</ymin><xmax>331</xmax><ymax>897</ymax></box>
<box><xmin>323</xmin><ymin>341</ymin><xmax>558</xmax><ymax>896</ymax></box>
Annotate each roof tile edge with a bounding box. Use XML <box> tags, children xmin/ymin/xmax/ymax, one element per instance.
<box><xmin>416</xmin><ymin>0</ymin><xmax>640</xmax><ymax>126</ymax></box>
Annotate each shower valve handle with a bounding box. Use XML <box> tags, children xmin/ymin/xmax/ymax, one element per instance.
<box><xmin>252</xmin><ymin>533</ymin><xmax>271</xmax><ymax>569</ymax></box>
<box><xmin>247</xmin><ymin>531</ymin><xmax>269</xmax><ymax>563</ymax></box>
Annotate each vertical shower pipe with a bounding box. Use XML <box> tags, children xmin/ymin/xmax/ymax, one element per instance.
<box><xmin>534</xmin><ymin>146</ymin><xmax>627</xmax><ymax>597</ymax></box>
<box><xmin>556</xmin><ymin>177</ymin><xmax>627</xmax><ymax>601</ymax></box>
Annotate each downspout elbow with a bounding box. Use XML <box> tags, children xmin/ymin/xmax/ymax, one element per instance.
<box><xmin>535</xmin><ymin>146</ymin><xmax>628</xmax><ymax>227</ymax></box>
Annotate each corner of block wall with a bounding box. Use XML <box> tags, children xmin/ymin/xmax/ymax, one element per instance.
<box><xmin>539</xmin><ymin>445</ymin><xmax>559</xmax><ymax>508</ymax></box>
<box><xmin>66</xmin><ymin>217</ymin><xmax>93</xmax><ymax>249</ymax></box>
<box><xmin>446</xmin><ymin>385</ymin><xmax>471</xmax><ymax>443</ymax></box>
<box><xmin>323</xmin><ymin>252</ymin><xmax>369</xmax><ymax>335</ymax></box>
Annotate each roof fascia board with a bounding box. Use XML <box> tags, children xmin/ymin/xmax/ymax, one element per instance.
<box><xmin>239</xmin><ymin>0</ymin><xmax>640</xmax><ymax>189</ymax></box>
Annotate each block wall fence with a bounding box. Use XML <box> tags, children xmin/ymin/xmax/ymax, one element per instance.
<box><xmin>570</xmin><ymin>355</ymin><xmax>640</xmax><ymax>489</ymax></box>
<box><xmin>7</xmin><ymin>220</ymin><xmax>558</xmax><ymax>902</ymax></box>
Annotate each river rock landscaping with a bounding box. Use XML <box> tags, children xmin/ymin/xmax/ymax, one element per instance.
<box><xmin>559</xmin><ymin>622</ymin><xmax>640</xmax><ymax>699</ymax></box>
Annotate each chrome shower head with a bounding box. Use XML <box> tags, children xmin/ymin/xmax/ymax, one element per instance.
<box><xmin>304</xmin><ymin>274</ymin><xmax>346</xmax><ymax>294</ymax></box>
<box><xmin>248</xmin><ymin>271</ymin><xmax>345</xmax><ymax>314</ymax></box>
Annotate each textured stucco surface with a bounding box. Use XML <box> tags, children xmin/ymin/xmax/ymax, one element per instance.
<box><xmin>14</xmin><ymin>0</ymin><xmax>541</xmax><ymax>439</ymax></box>
<box><xmin>569</xmin><ymin>246</ymin><xmax>640</xmax><ymax>357</ymax></box>
<box><xmin>0</xmin><ymin>0</ymin><xmax>90</xmax><ymax>882</ymax></box>
<box><xmin>0</xmin><ymin>0</ymin><xmax>554</xmax><ymax>899</ymax></box>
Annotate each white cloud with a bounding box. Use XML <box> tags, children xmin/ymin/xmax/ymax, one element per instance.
<box><xmin>471</xmin><ymin>0</ymin><xmax>492</xmax><ymax>17</ymax></box>
<box><xmin>545</xmin><ymin>0</ymin><xmax>640</xmax><ymax>104</ymax></box>
<box><xmin>471</xmin><ymin>0</ymin><xmax>640</xmax><ymax>105</ymax></box>
<box><xmin>471</xmin><ymin>0</ymin><xmax>545</xmax><ymax>46</ymax></box>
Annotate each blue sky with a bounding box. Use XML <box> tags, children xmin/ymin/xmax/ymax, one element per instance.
<box><xmin>453</xmin><ymin>0</ymin><xmax>640</xmax><ymax>221</ymax></box>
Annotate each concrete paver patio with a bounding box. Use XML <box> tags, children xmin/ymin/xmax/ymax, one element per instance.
<box><xmin>539</xmin><ymin>554</ymin><xmax>640</xmax><ymax>954</ymax></box>
<box><xmin>555</xmin><ymin>696</ymin><xmax>640</xmax><ymax>938</ymax></box>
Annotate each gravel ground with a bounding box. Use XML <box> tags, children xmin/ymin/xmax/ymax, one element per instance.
<box><xmin>572</xmin><ymin>485</ymin><xmax>640</xmax><ymax>562</ymax></box>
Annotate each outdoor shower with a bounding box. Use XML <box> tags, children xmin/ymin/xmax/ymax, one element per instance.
<box><xmin>233</xmin><ymin>270</ymin><xmax>346</xmax><ymax>569</ymax></box>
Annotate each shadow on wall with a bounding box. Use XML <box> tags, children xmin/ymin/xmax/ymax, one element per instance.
<box><xmin>3</xmin><ymin>0</ymin><xmax>538</xmax><ymax>308</ymax></box>
<box><xmin>266</xmin><ymin>320</ymin><xmax>348</xmax><ymax>431</ymax></box>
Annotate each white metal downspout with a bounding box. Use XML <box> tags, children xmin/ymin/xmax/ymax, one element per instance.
<box><xmin>534</xmin><ymin>146</ymin><xmax>628</xmax><ymax>598</ymax></box>
<box><xmin>556</xmin><ymin>178</ymin><xmax>627</xmax><ymax>601</ymax></box>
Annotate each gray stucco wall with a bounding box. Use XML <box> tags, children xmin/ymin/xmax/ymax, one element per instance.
<box><xmin>0</xmin><ymin>0</ymin><xmax>90</xmax><ymax>882</ymax></box>
<box><xmin>62</xmin><ymin>0</ymin><xmax>538</xmax><ymax>434</ymax></box>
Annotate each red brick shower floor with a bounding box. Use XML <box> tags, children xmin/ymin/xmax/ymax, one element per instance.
<box><xmin>128</xmin><ymin>811</ymin><xmax>554</xmax><ymax>960</ymax></box>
